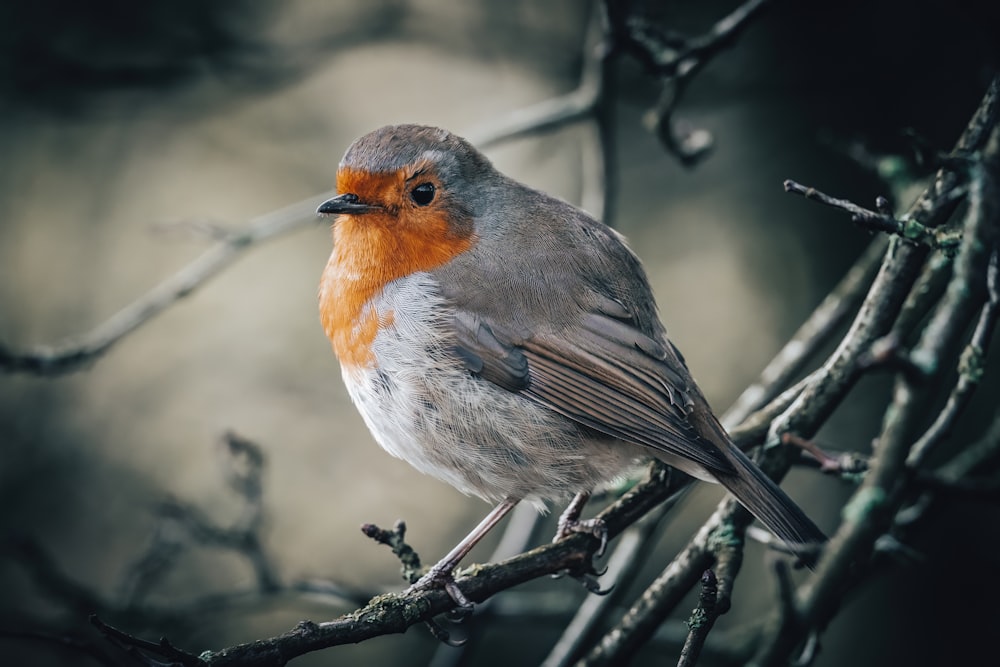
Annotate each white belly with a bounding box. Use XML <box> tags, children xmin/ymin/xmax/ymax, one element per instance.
<box><xmin>340</xmin><ymin>273</ymin><xmax>642</xmax><ymax>508</ymax></box>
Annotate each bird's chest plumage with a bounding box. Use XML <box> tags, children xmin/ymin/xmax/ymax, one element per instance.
<box><xmin>319</xmin><ymin>268</ymin><xmax>639</xmax><ymax>506</ymax></box>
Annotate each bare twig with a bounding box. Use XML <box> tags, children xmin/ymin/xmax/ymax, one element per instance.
<box><xmin>540</xmin><ymin>473</ymin><xmax>688</xmax><ymax>667</ymax></box>
<box><xmin>428</xmin><ymin>502</ymin><xmax>541</xmax><ymax>667</ymax></box>
<box><xmin>753</xmin><ymin>92</ymin><xmax>1000</xmax><ymax>665</ymax></box>
<box><xmin>361</xmin><ymin>520</ymin><xmax>424</xmax><ymax>585</ymax></box>
<box><xmin>91</xmin><ymin>615</ymin><xmax>204</xmax><ymax>667</ymax></box>
<box><xmin>764</xmin><ymin>72</ymin><xmax>1000</xmax><ymax>453</ymax></box>
<box><xmin>618</xmin><ymin>0</ymin><xmax>774</xmax><ymax>163</ymax></box>
<box><xmin>0</xmin><ymin>195</ymin><xmax>330</xmax><ymax>376</ymax></box>
<box><xmin>781</xmin><ymin>433</ymin><xmax>869</xmax><ymax>479</ymax></box>
<box><xmin>783</xmin><ymin>179</ymin><xmax>962</xmax><ymax>249</ymax></box>
<box><xmin>907</xmin><ymin>247</ymin><xmax>1000</xmax><ymax>467</ymax></box>
<box><xmin>578</xmin><ymin>495</ymin><xmax>756</xmax><ymax>667</ymax></box>
<box><xmin>898</xmin><ymin>400</ymin><xmax>1000</xmax><ymax>523</ymax></box>
<box><xmin>889</xmin><ymin>250</ymin><xmax>954</xmax><ymax>340</ymax></box>
<box><xmin>0</xmin><ymin>628</ymin><xmax>120</xmax><ymax>667</ymax></box>
<box><xmin>676</xmin><ymin>570</ymin><xmax>719</xmax><ymax>667</ymax></box>
<box><xmin>724</xmin><ymin>239</ymin><xmax>887</xmax><ymax>428</ymax></box>
<box><xmin>123</xmin><ymin>432</ymin><xmax>279</xmax><ymax>598</ymax></box>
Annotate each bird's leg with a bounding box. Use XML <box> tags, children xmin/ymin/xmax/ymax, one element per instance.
<box><xmin>407</xmin><ymin>497</ymin><xmax>519</xmax><ymax>611</ymax></box>
<box><xmin>554</xmin><ymin>492</ymin><xmax>608</xmax><ymax>557</ymax></box>
<box><xmin>552</xmin><ymin>492</ymin><xmax>611</xmax><ymax>595</ymax></box>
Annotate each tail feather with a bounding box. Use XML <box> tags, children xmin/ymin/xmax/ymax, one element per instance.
<box><xmin>681</xmin><ymin>393</ymin><xmax>826</xmax><ymax>564</ymax></box>
<box><xmin>716</xmin><ymin>444</ymin><xmax>826</xmax><ymax>564</ymax></box>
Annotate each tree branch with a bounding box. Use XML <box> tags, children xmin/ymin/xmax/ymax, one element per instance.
<box><xmin>0</xmin><ymin>195</ymin><xmax>329</xmax><ymax>376</ymax></box>
<box><xmin>752</xmin><ymin>84</ymin><xmax>1000</xmax><ymax>664</ymax></box>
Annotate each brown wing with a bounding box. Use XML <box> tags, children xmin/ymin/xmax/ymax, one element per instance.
<box><xmin>451</xmin><ymin>306</ymin><xmax>827</xmax><ymax>552</ymax></box>
<box><xmin>450</xmin><ymin>308</ymin><xmax>735</xmax><ymax>477</ymax></box>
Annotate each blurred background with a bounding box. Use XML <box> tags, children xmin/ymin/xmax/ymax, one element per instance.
<box><xmin>1</xmin><ymin>1</ymin><xmax>998</xmax><ymax>665</ymax></box>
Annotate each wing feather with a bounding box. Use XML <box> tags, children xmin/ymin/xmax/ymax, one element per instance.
<box><xmin>451</xmin><ymin>309</ymin><xmax>733</xmax><ymax>476</ymax></box>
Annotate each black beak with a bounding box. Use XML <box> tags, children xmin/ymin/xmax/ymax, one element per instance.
<box><xmin>317</xmin><ymin>193</ymin><xmax>379</xmax><ymax>215</ymax></box>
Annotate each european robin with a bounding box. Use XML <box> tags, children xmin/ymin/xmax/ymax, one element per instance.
<box><xmin>318</xmin><ymin>124</ymin><xmax>824</xmax><ymax>600</ymax></box>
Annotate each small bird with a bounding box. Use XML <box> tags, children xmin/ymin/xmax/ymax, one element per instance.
<box><xmin>318</xmin><ymin>124</ymin><xmax>824</xmax><ymax>601</ymax></box>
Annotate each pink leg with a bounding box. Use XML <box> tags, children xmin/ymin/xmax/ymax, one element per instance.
<box><xmin>554</xmin><ymin>492</ymin><xmax>608</xmax><ymax>557</ymax></box>
<box><xmin>408</xmin><ymin>497</ymin><xmax>519</xmax><ymax>607</ymax></box>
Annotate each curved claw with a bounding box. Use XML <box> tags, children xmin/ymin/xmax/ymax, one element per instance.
<box><xmin>408</xmin><ymin>570</ymin><xmax>476</xmax><ymax>613</ymax></box>
<box><xmin>555</xmin><ymin>516</ymin><xmax>609</xmax><ymax>558</ymax></box>
<box><xmin>579</xmin><ymin>573</ymin><xmax>615</xmax><ymax>596</ymax></box>
<box><xmin>446</xmin><ymin>605</ymin><xmax>474</xmax><ymax>623</ymax></box>
<box><xmin>444</xmin><ymin>581</ymin><xmax>475</xmax><ymax>621</ymax></box>
<box><xmin>424</xmin><ymin>618</ymin><xmax>468</xmax><ymax>647</ymax></box>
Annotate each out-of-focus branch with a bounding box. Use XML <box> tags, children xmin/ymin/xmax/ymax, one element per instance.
<box><xmin>0</xmin><ymin>0</ymin><xmax>768</xmax><ymax>378</ymax></box>
<box><xmin>0</xmin><ymin>195</ymin><xmax>330</xmax><ymax>376</ymax></box>
<box><xmin>766</xmin><ymin>74</ymin><xmax>1000</xmax><ymax>450</ymax></box>
<box><xmin>618</xmin><ymin>0</ymin><xmax>774</xmax><ymax>163</ymax></box>
<box><xmin>724</xmin><ymin>238</ymin><xmax>887</xmax><ymax>427</ymax></box>
<box><xmin>467</xmin><ymin>2</ymin><xmax>605</xmax><ymax>151</ymax></box>
<box><xmin>0</xmin><ymin>628</ymin><xmax>120</xmax><ymax>667</ymax></box>
<box><xmin>906</xmin><ymin>247</ymin><xmax>1000</xmax><ymax>468</ymax></box>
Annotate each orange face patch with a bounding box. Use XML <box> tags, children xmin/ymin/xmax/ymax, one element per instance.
<box><xmin>319</xmin><ymin>168</ymin><xmax>474</xmax><ymax>369</ymax></box>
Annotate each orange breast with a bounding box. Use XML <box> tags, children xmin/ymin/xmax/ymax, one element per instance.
<box><xmin>319</xmin><ymin>170</ymin><xmax>474</xmax><ymax>369</ymax></box>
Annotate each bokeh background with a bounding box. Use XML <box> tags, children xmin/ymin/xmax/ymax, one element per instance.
<box><xmin>1</xmin><ymin>1</ymin><xmax>998</xmax><ymax>665</ymax></box>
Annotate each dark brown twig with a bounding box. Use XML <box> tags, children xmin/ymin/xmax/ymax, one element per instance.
<box><xmin>676</xmin><ymin>570</ymin><xmax>719</xmax><ymax>667</ymax></box>
<box><xmin>0</xmin><ymin>628</ymin><xmax>120</xmax><ymax>667</ymax></box>
<box><xmin>90</xmin><ymin>615</ymin><xmax>204</xmax><ymax>667</ymax></box>
<box><xmin>753</xmin><ymin>81</ymin><xmax>1000</xmax><ymax>665</ymax></box>
<box><xmin>783</xmin><ymin>179</ymin><xmax>961</xmax><ymax>249</ymax></box>
<box><xmin>616</xmin><ymin>0</ymin><xmax>774</xmax><ymax>163</ymax></box>
<box><xmin>360</xmin><ymin>520</ymin><xmax>424</xmax><ymax>585</ymax></box>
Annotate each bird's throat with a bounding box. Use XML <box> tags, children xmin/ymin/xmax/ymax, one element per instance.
<box><xmin>319</xmin><ymin>213</ymin><xmax>472</xmax><ymax>369</ymax></box>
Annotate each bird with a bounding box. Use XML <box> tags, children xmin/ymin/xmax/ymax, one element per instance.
<box><xmin>317</xmin><ymin>123</ymin><xmax>825</xmax><ymax>604</ymax></box>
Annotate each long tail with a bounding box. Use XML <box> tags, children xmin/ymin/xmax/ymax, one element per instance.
<box><xmin>716</xmin><ymin>444</ymin><xmax>827</xmax><ymax>558</ymax></box>
<box><xmin>689</xmin><ymin>405</ymin><xmax>826</xmax><ymax>565</ymax></box>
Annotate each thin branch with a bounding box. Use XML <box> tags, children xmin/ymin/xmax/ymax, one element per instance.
<box><xmin>676</xmin><ymin>570</ymin><xmax>719</xmax><ymax>667</ymax></box>
<box><xmin>888</xmin><ymin>249</ymin><xmax>953</xmax><ymax>340</ymax></box>
<box><xmin>577</xmin><ymin>496</ymin><xmax>755</xmax><ymax>667</ymax></box>
<box><xmin>427</xmin><ymin>502</ymin><xmax>541</xmax><ymax>667</ymax></box>
<box><xmin>764</xmin><ymin>73</ymin><xmax>1000</xmax><ymax>451</ymax></box>
<box><xmin>906</xmin><ymin>247</ymin><xmax>1000</xmax><ymax>467</ymax></box>
<box><xmin>783</xmin><ymin>179</ymin><xmax>963</xmax><ymax>249</ymax></box>
<box><xmin>540</xmin><ymin>475</ymin><xmax>687</xmax><ymax>667</ymax></box>
<box><xmin>937</xmin><ymin>411</ymin><xmax>1000</xmax><ymax>481</ymax></box>
<box><xmin>0</xmin><ymin>195</ymin><xmax>329</xmax><ymax>376</ymax></box>
<box><xmin>91</xmin><ymin>615</ymin><xmax>204</xmax><ymax>667</ymax></box>
<box><xmin>361</xmin><ymin>520</ymin><xmax>423</xmax><ymax>586</ymax></box>
<box><xmin>781</xmin><ymin>433</ymin><xmax>869</xmax><ymax>479</ymax></box>
<box><xmin>467</xmin><ymin>2</ymin><xmax>606</xmax><ymax>150</ymax></box>
<box><xmin>121</xmin><ymin>432</ymin><xmax>280</xmax><ymax>599</ymax></box>
<box><xmin>753</xmin><ymin>102</ymin><xmax>1000</xmax><ymax>666</ymax></box>
<box><xmin>0</xmin><ymin>628</ymin><xmax>121</xmax><ymax>667</ymax></box>
<box><xmin>898</xmin><ymin>406</ymin><xmax>1000</xmax><ymax>523</ymax></box>
<box><xmin>724</xmin><ymin>238</ymin><xmax>887</xmax><ymax>427</ymax></box>
<box><xmin>621</xmin><ymin>0</ymin><xmax>774</xmax><ymax>163</ymax></box>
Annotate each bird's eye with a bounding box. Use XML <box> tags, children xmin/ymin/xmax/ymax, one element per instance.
<box><xmin>410</xmin><ymin>182</ymin><xmax>435</xmax><ymax>206</ymax></box>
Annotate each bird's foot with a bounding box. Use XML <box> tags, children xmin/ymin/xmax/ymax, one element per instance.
<box><xmin>407</xmin><ymin>564</ymin><xmax>475</xmax><ymax>621</ymax></box>
<box><xmin>554</xmin><ymin>492</ymin><xmax>608</xmax><ymax>557</ymax></box>
<box><xmin>552</xmin><ymin>494</ymin><xmax>613</xmax><ymax>594</ymax></box>
<box><xmin>554</xmin><ymin>515</ymin><xmax>609</xmax><ymax>558</ymax></box>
